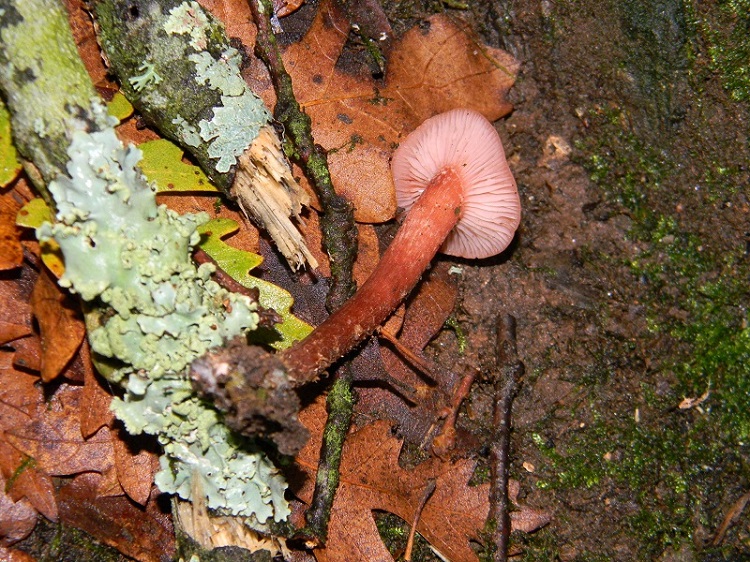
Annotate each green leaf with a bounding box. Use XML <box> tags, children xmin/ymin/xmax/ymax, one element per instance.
<box><xmin>198</xmin><ymin>218</ymin><xmax>313</xmax><ymax>348</ymax></box>
<box><xmin>0</xmin><ymin>100</ymin><xmax>22</xmax><ymax>187</ymax></box>
<box><xmin>106</xmin><ymin>91</ymin><xmax>134</xmax><ymax>121</ymax></box>
<box><xmin>138</xmin><ymin>139</ymin><xmax>219</xmax><ymax>193</ymax></box>
<box><xmin>16</xmin><ymin>198</ymin><xmax>64</xmax><ymax>277</ymax></box>
<box><xmin>15</xmin><ymin>197</ymin><xmax>53</xmax><ymax>229</ymax></box>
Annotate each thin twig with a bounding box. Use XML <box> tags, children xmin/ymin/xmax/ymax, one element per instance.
<box><xmin>404</xmin><ymin>479</ymin><xmax>436</xmax><ymax>561</ymax></box>
<box><xmin>489</xmin><ymin>314</ymin><xmax>524</xmax><ymax>562</ymax></box>
<box><xmin>192</xmin><ymin>248</ymin><xmax>280</xmax><ymax>328</ymax></box>
<box><xmin>712</xmin><ymin>490</ymin><xmax>750</xmax><ymax>546</ymax></box>
<box><xmin>378</xmin><ymin>327</ymin><xmax>441</xmax><ymax>382</ymax></box>
<box><xmin>430</xmin><ymin>369</ymin><xmax>477</xmax><ymax>457</ymax></box>
<box><xmin>299</xmin><ymin>369</ymin><xmax>354</xmax><ymax>546</ymax></box>
<box><xmin>249</xmin><ymin>0</ymin><xmax>358</xmax><ymax>546</ymax></box>
<box><xmin>249</xmin><ymin>0</ymin><xmax>357</xmax><ymax>311</ymax></box>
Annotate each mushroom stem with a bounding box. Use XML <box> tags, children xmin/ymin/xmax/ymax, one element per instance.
<box><xmin>281</xmin><ymin>167</ymin><xmax>463</xmax><ymax>381</ymax></box>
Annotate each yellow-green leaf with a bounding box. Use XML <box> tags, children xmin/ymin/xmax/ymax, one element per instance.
<box><xmin>139</xmin><ymin>139</ymin><xmax>219</xmax><ymax>193</ymax></box>
<box><xmin>107</xmin><ymin>91</ymin><xmax>134</xmax><ymax>122</ymax></box>
<box><xmin>16</xmin><ymin>198</ymin><xmax>64</xmax><ymax>277</ymax></box>
<box><xmin>16</xmin><ymin>197</ymin><xmax>53</xmax><ymax>229</ymax></box>
<box><xmin>198</xmin><ymin>218</ymin><xmax>312</xmax><ymax>348</ymax></box>
<box><xmin>0</xmin><ymin>100</ymin><xmax>22</xmax><ymax>187</ymax></box>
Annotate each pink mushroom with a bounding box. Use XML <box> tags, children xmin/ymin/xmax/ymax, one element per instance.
<box><xmin>282</xmin><ymin>108</ymin><xmax>521</xmax><ymax>381</ymax></box>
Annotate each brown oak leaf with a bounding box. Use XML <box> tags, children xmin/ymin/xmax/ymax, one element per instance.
<box><xmin>29</xmin><ymin>268</ymin><xmax>85</xmax><ymax>383</ymax></box>
<box><xmin>0</xmin><ymin>473</ymin><xmax>37</xmax><ymax>547</ymax></box>
<box><xmin>5</xmin><ymin>383</ymin><xmax>115</xmax><ymax>477</ymax></box>
<box><xmin>0</xmin><ymin>351</ymin><xmax>59</xmax><ymax>529</ymax></box>
<box><xmin>354</xmin><ymin>263</ymin><xmax>462</xmax><ymax>445</ymax></box>
<box><xmin>0</xmin><ymin>260</ymin><xmax>35</xmax><ymax>348</ymax></box>
<box><xmin>253</xmin><ymin>1</ymin><xmax>519</xmax><ymax>224</ymax></box>
<box><xmin>80</xmin><ymin>342</ymin><xmax>116</xmax><ymax>438</ymax></box>
<box><xmin>0</xmin><ymin>189</ymin><xmax>23</xmax><ymax>271</ymax></box>
<box><xmin>293</xmin><ymin>400</ymin><xmax>549</xmax><ymax>562</ymax></box>
<box><xmin>58</xmin><ymin>472</ymin><xmax>174</xmax><ymax>562</ymax></box>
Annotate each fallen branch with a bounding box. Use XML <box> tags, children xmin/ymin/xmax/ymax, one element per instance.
<box><xmin>91</xmin><ymin>0</ymin><xmax>317</xmax><ymax>269</ymax></box>
<box><xmin>248</xmin><ymin>0</ymin><xmax>358</xmax><ymax>546</ymax></box>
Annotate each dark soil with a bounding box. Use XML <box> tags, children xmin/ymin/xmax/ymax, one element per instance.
<box><xmin>377</xmin><ymin>0</ymin><xmax>750</xmax><ymax>560</ymax></box>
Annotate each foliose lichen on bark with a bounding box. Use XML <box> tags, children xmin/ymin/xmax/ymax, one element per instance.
<box><xmin>37</xmin><ymin>106</ymin><xmax>290</xmax><ymax>526</ymax></box>
<box><xmin>92</xmin><ymin>0</ymin><xmax>270</xmax><ymax>189</ymax></box>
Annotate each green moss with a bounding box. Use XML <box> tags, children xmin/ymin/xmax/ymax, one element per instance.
<box><xmin>702</xmin><ymin>0</ymin><xmax>750</xmax><ymax>102</ymax></box>
<box><xmin>16</xmin><ymin>518</ymin><xmax>129</xmax><ymax>562</ymax></box>
<box><xmin>375</xmin><ymin>512</ymin><xmax>437</xmax><ymax>561</ymax></box>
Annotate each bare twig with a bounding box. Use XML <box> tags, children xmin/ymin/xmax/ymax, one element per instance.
<box><xmin>712</xmin><ymin>490</ymin><xmax>750</xmax><ymax>546</ymax></box>
<box><xmin>192</xmin><ymin>248</ymin><xmax>281</xmax><ymax>329</ymax></box>
<box><xmin>489</xmin><ymin>314</ymin><xmax>524</xmax><ymax>561</ymax></box>
<box><xmin>378</xmin><ymin>327</ymin><xmax>442</xmax><ymax>382</ymax></box>
<box><xmin>430</xmin><ymin>369</ymin><xmax>477</xmax><ymax>457</ymax></box>
<box><xmin>249</xmin><ymin>0</ymin><xmax>357</xmax><ymax>311</ymax></box>
<box><xmin>404</xmin><ymin>479</ymin><xmax>436</xmax><ymax>561</ymax></box>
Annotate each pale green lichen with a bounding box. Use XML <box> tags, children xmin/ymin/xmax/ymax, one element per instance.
<box><xmin>129</xmin><ymin>62</ymin><xmax>163</xmax><ymax>92</ymax></box>
<box><xmin>163</xmin><ymin>7</ymin><xmax>270</xmax><ymax>173</ymax></box>
<box><xmin>37</xmin><ymin>103</ymin><xmax>289</xmax><ymax>526</ymax></box>
<box><xmin>188</xmin><ymin>49</ymin><xmax>270</xmax><ymax>173</ymax></box>
<box><xmin>163</xmin><ymin>1</ymin><xmax>210</xmax><ymax>51</ymax></box>
<box><xmin>172</xmin><ymin>115</ymin><xmax>202</xmax><ymax>147</ymax></box>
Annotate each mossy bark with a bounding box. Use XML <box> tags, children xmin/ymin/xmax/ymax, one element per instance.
<box><xmin>91</xmin><ymin>0</ymin><xmax>317</xmax><ymax>269</ymax></box>
<box><xmin>0</xmin><ymin>0</ymin><xmax>107</xmax><ymax>185</ymax></box>
<box><xmin>91</xmin><ymin>0</ymin><xmax>244</xmax><ymax>190</ymax></box>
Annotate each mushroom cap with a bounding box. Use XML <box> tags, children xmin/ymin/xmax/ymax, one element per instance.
<box><xmin>391</xmin><ymin>108</ymin><xmax>521</xmax><ymax>259</ymax></box>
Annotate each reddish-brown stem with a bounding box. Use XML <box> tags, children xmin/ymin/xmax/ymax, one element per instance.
<box><xmin>281</xmin><ymin>168</ymin><xmax>464</xmax><ymax>381</ymax></box>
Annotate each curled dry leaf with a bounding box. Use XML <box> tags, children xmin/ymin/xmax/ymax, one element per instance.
<box><xmin>80</xmin><ymin>342</ymin><xmax>116</xmax><ymax>438</ymax></box>
<box><xmin>0</xmin><ymin>189</ymin><xmax>23</xmax><ymax>271</ymax></box>
<box><xmin>0</xmin><ymin>475</ymin><xmax>37</xmax><ymax>547</ymax></box>
<box><xmin>112</xmin><ymin>428</ymin><xmax>159</xmax><ymax>507</ymax></box>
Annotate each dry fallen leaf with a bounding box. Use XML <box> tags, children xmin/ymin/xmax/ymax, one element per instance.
<box><xmin>80</xmin><ymin>342</ymin><xmax>116</xmax><ymax>438</ymax></box>
<box><xmin>0</xmin><ymin>473</ymin><xmax>37</xmax><ymax>547</ymax></box>
<box><xmin>293</xmin><ymin>399</ymin><xmax>549</xmax><ymax>562</ymax></box>
<box><xmin>253</xmin><ymin>0</ymin><xmax>519</xmax><ymax>224</ymax></box>
<box><xmin>0</xmin><ymin>259</ymin><xmax>35</xmax><ymax>347</ymax></box>
<box><xmin>0</xmin><ymin>351</ymin><xmax>60</xmax><ymax>530</ymax></box>
<box><xmin>356</xmin><ymin>262</ymin><xmax>461</xmax><ymax>445</ymax></box>
<box><xmin>29</xmin><ymin>267</ymin><xmax>85</xmax><ymax>382</ymax></box>
<box><xmin>58</xmin><ymin>472</ymin><xmax>174</xmax><ymax>562</ymax></box>
<box><xmin>0</xmin><ymin>189</ymin><xmax>23</xmax><ymax>271</ymax></box>
<box><xmin>112</xmin><ymin>427</ymin><xmax>159</xmax><ymax>507</ymax></box>
<box><xmin>0</xmin><ymin>545</ymin><xmax>36</xmax><ymax>561</ymax></box>
<box><xmin>5</xmin><ymin>383</ymin><xmax>116</xmax><ymax>477</ymax></box>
